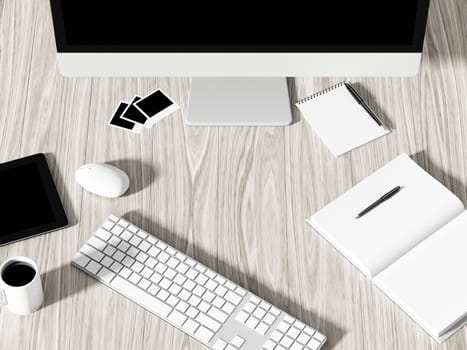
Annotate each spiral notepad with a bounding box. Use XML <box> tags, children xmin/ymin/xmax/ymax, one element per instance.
<box><xmin>296</xmin><ymin>81</ymin><xmax>390</xmax><ymax>156</ymax></box>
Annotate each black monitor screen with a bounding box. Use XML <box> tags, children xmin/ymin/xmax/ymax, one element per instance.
<box><xmin>51</xmin><ymin>1</ymin><xmax>430</xmax><ymax>52</ymax></box>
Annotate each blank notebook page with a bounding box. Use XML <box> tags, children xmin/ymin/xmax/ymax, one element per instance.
<box><xmin>374</xmin><ymin>210</ymin><xmax>467</xmax><ymax>341</ymax></box>
<box><xmin>296</xmin><ymin>83</ymin><xmax>389</xmax><ymax>156</ymax></box>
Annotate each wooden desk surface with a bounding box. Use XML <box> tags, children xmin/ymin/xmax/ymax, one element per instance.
<box><xmin>0</xmin><ymin>0</ymin><xmax>466</xmax><ymax>349</ymax></box>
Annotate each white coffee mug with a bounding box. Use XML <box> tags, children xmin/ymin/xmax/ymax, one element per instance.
<box><xmin>0</xmin><ymin>256</ymin><xmax>44</xmax><ymax>315</ymax></box>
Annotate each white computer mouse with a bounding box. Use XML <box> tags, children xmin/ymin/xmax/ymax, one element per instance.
<box><xmin>76</xmin><ymin>163</ymin><xmax>130</xmax><ymax>198</ymax></box>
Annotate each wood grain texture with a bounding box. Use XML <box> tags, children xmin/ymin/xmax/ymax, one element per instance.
<box><xmin>0</xmin><ymin>0</ymin><xmax>466</xmax><ymax>349</ymax></box>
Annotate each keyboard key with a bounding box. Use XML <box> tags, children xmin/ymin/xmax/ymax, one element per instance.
<box><xmin>207</xmin><ymin>306</ymin><xmax>228</xmax><ymax>323</ymax></box>
<box><xmin>256</xmin><ymin>322</ymin><xmax>269</xmax><ymax>335</ymax></box>
<box><xmin>293</xmin><ymin>343</ymin><xmax>306</xmax><ymax>350</ymax></box>
<box><xmin>263</xmin><ymin>339</ymin><xmax>276</xmax><ymax>350</ymax></box>
<box><xmin>243</xmin><ymin>302</ymin><xmax>256</xmax><ymax>313</ymax></box>
<box><xmin>110</xmin><ymin>276</ymin><xmax>171</xmax><ymax>318</ymax></box>
<box><xmin>73</xmin><ymin>253</ymin><xmax>90</xmax><ymax>268</ymax></box>
<box><xmin>149</xmin><ymin>272</ymin><xmax>163</xmax><ymax>284</ymax></box>
<box><xmin>108</xmin><ymin>235</ymin><xmax>121</xmax><ymax>247</ymax></box>
<box><xmin>212</xmin><ymin>296</ymin><xmax>225</xmax><ymax>309</ymax></box>
<box><xmin>119</xmin><ymin>267</ymin><xmax>132</xmax><ymax>278</ymax></box>
<box><xmin>136</xmin><ymin>251</ymin><xmax>148</xmax><ymax>263</ymax></box>
<box><xmin>263</xmin><ymin>313</ymin><xmax>276</xmax><ymax>325</ymax></box>
<box><xmin>231</xmin><ymin>336</ymin><xmax>245</xmax><ymax>347</ymax></box>
<box><xmin>127</xmin><ymin>246</ymin><xmax>139</xmax><ymax>258</ymax></box>
<box><xmin>236</xmin><ymin>311</ymin><xmax>249</xmax><ymax>323</ymax></box>
<box><xmin>224</xmin><ymin>291</ymin><xmax>242</xmax><ymax>305</ymax></box>
<box><xmin>82</xmin><ymin>245</ymin><xmax>104</xmax><ymax>262</ymax></box>
<box><xmin>117</xmin><ymin>241</ymin><xmax>130</xmax><ymax>252</ymax></box>
<box><xmin>202</xmin><ymin>290</ymin><xmax>215</xmax><ymax>303</ymax></box>
<box><xmin>167</xmin><ymin>257</ymin><xmax>180</xmax><ymax>269</ymax></box>
<box><xmin>215</xmin><ymin>285</ymin><xmax>227</xmax><ymax>297</ymax></box>
<box><xmin>156</xmin><ymin>241</ymin><xmax>167</xmax><ymax>250</ymax></box>
<box><xmin>101</xmin><ymin>256</ymin><xmax>113</xmax><ymax>267</ymax></box>
<box><xmin>110</xmin><ymin>261</ymin><xmax>123</xmax><ymax>274</ymax></box>
<box><xmin>101</xmin><ymin>220</ymin><xmax>114</xmax><ymax>230</ymax></box>
<box><xmin>103</xmin><ymin>245</ymin><xmax>116</xmax><ymax>256</ymax></box>
<box><xmin>205</xmin><ymin>280</ymin><xmax>218</xmax><ymax>291</ymax></box>
<box><xmin>111</xmin><ymin>225</ymin><xmax>124</xmax><ymax>235</ymax></box>
<box><xmin>188</xmin><ymin>295</ymin><xmax>201</xmax><ymax>307</ymax></box>
<box><xmin>129</xmin><ymin>273</ymin><xmax>142</xmax><ymax>284</ymax></box>
<box><xmin>148</xmin><ymin>284</ymin><xmax>160</xmax><ymax>296</ymax></box>
<box><xmin>198</xmin><ymin>300</ymin><xmax>210</xmax><ymax>313</ymax></box>
<box><xmin>148</xmin><ymin>246</ymin><xmax>160</xmax><ymax>258</ymax></box>
<box><xmin>186</xmin><ymin>306</ymin><xmax>199</xmax><ymax>319</ymax></box>
<box><xmin>288</xmin><ymin>326</ymin><xmax>300</xmax><ymax>338</ymax></box>
<box><xmin>270</xmin><ymin>306</ymin><xmax>280</xmax><ymax>316</ymax></box>
<box><xmin>166</xmin><ymin>295</ymin><xmax>180</xmax><ymax>307</ymax></box>
<box><xmin>112</xmin><ymin>250</ymin><xmax>125</xmax><ymax>262</ymax></box>
<box><xmin>146</xmin><ymin>235</ymin><xmax>157</xmax><ymax>245</ymax></box>
<box><xmin>136</xmin><ymin>230</ymin><xmax>148</xmax><ymax>239</ymax></box>
<box><xmin>297</xmin><ymin>332</ymin><xmax>311</xmax><ymax>345</ymax></box>
<box><xmin>139</xmin><ymin>241</ymin><xmax>151</xmax><ymax>252</ymax></box>
<box><xmin>129</xmin><ymin>235</ymin><xmax>142</xmax><ymax>246</ymax></box>
<box><xmin>195</xmin><ymin>274</ymin><xmax>208</xmax><ymax>286</ymax></box>
<box><xmin>222</xmin><ymin>302</ymin><xmax>235</xmax><ymax>314</ymax></box>
<box><xmin>174</xmin><ymin>274</ymin><xmax>187</xmax><ymax>286</ymax></box>
<box><xmin>225</xmin><ymin>281</ymin><xmax>236</xmax><ymax>290</ymax></box>
<box><xmin>313</xmin><ymin>331</ymin><xmax>325</xmax><ymax>342</ymax></box>
<box><xmin>179</xmin><ymin>289</ymin><xmax>191</xmax><ymax>301</ymax></box>
<box><xmin>183</xmin><ymin>279</ymin><xmax>196</xmax><ymax>291</ymax></box>
<box><xmin>127</xmin><ymin>225</ymin><xmax>139</xmax><ymax>233</ymax></box>
<box><xmin>157</xmin><ymin>251</ymin><xmax>170</xmax><ymax>263</ymax></box>
<box><xmin>308</xmin><ymin>338</ymin><xmax>322</xmax><ymax>350</ymax></box>
<box><xmin>185</xmin><ymin>258</ymin><xmax>196</xmax><ymax>267</ymax></box>
<box><xmin>186</xmin><ymin>268</ymin><xmax>198</xmax><ymax>280</ymax></box>
<box><xmin>164</xmin><ymin>268</ymin><xmax>177</xmax><ymax>280</ymax></box>
<box><xmin>280</xmin><ymin>336</ymin><xmax>293</xmax><ymax>348</ymax></box>
<box><xmin>160</xmin><ymin>278</ymin><xmax>172</xmax><ymax>290</ymax></box>
<box><xmin>196</xmin><ymin>313</ymin><xmax>221</xmax><ymax>332</ymax></box>
<box><xmin>131</xmin><ymin>262</ymin><xmax>144</xmax><ymax>273</ymax></box>
<box><xmin>95</xmin><ymin>228</ymin><xmax>112</xmax><ymax>241</ymax></box>
<box><xmin>122</xmin><ymin>256</ymin><xmax>135</xmax><ymax>267</ymax></box>
<box><xmin>138</xmin><ymin>278</ymin><xmax>151</xmax><ymax>290</ymax></box>
<box><xmin>168</xmin><ymin>309</ymin><xmax>187</xmax><ymax>327</ymax></box>
<box><xmin>195</xmin><ymin>325</ymin><xmax>214</xmax><ymax>343</ymax></box>
<box><xmin>157</xmin><ymin>289</ymin><xmax>169</xmax><ymax>301</ymax></box>
<box><xmin>117</xmin><ymin>219</ymin><xmax>129</xmax><ymax>228</ymax></box>
<box><xmin>176</xmin><ymin>300</ymin><xmax>189</xmax><ymax>313</ymax></box>
<box><xmin>253</xmin><ymin>307</ymin><xmax>266</xmax><ymax>319</ymax></box>
<box><xmin>245</xmin><ymin>316</ymin><xmax>259</xmax><ymax>329</ymax></box>
<box><xmin>141</xmin><ymin>267</ymin><xmax>153</xmax><ymax>279</ymax></box>
<box><xmin>166</xmin><ymin>246</ymin><xmax>176</xmax><ymax>255</ymax></box>
<box><xmin>182</xmin><ymin>318</ymin><xmax>199</xmax><ymax>334</ymax></box>
<box><xmin>168</xmin><ymin>283</ymin><xmax>182</xmax><ymax>295</ymax></box>
<box><xmin>213</xmin><ymin>339</ymin><xmax>227</xmax><ymax>350</ymax></box>
<box><xmin>193</xmin><ymin>285</ymin><xmax>206</xmax><ymax>297</ymax></box>
<box><xmin>120</xmin><ymin>231</ymin><xmax>132</xmax><ymax>241</ymax></box>
<box><xmin>85</xmin><ymin>260</ymin><xmax>102</xmax><ymax>274</ymax></box>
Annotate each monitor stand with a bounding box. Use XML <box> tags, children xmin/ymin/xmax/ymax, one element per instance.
<box><xmin>186</xmin><ymin>78</ymin><xmax>292</xmax><ymax>126</ymax></box>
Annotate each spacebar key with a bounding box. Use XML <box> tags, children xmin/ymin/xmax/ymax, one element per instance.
<box><xmin>110</xmin><ymin>276</ymin><xmax>171</xmax><ymax>317</ymax></box>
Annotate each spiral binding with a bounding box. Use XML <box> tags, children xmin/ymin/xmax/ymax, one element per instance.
<box><xmin>296</xmin><ymin>81</ymin><xmax>346</xmax><ymax>105</ymax></box>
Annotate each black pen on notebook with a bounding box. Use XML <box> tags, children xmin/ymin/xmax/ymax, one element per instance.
<box><xmin>344</xmin><ymin>81</ymin><xmax>384</xmax><ymax>127</ymax></box>
<box><xmin>356</xmin><ymin>186</ymin><xmax>402</xmax><ymax>218</ymax></box>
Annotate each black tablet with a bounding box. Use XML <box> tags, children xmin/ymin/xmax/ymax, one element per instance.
<box><xmin>0</xmin><ymin>153</ymin><xmax>68</xmax><ymax>245</ymax></box>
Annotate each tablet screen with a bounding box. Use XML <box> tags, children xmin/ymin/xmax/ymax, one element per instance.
<box><xmin>0</xmin><ymin>154</ymin><xmax>68</xmax><ymax>244</ymax></box>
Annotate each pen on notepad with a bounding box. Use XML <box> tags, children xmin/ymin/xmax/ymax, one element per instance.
<box><xmin>344</xmin><ymin>81</ymin><xmax>384</xmax><ymax>127</ymax></box>
<box><xmin>356</xmin><ymin>186</ymin><xmax>402</xmax><ymax>218</ymax></box>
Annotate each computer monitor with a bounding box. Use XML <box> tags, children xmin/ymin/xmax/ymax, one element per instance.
<box><xmin>50</xmin><ymin>1</ymin><xmax>430</xmax><ymax>126</ymax></box>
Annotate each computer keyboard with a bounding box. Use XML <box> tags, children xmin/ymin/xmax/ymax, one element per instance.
<box><xmin>72</xmin><ymin>214</ymin><xmax>327</xmax><ymax>350</ymax></box>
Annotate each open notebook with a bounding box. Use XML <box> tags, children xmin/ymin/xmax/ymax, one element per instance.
<box><xmin>307</xmin><ymin>153</ymin><xmax>467</xmax><ymax>343</ymax></box>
